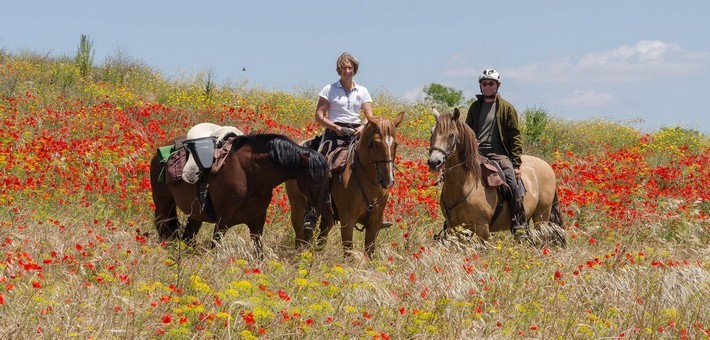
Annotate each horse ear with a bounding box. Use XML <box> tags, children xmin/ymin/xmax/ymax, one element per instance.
<box><xmin>432</xmin><ymin>107</ymin><xmax>440</xmax><ymax>119</ymax></box>
<box><xmin>364</xmin><ymin>109</ymin><xmax>376</xmax><ymax>124</ymax></box>
<box><xmin>453</xmin><ymin>108</ymin><xmax>461</xmax><ymax>121</ymax></box>
<box><xmin>393</xmin><ymin>111</ymin><xmax>404</xmax><ymax>127</ymax></box>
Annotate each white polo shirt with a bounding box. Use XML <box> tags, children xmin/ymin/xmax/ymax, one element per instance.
<box><xmin>319</xmin><ymin>80</ymin><xmax>372</xmax><ymax>124</ymax></box>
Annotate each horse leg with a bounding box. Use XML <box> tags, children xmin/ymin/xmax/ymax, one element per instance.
<box><xmin>211</xmin><ymin>221</ymin><xmax>229</xmax><ymax>248</ymax></box>
<box><xmin>247</xmin><ymin>215</ymin><xmax>267</xmax><ymax>261</ymax></box>
<box><xmin>316</xmin><ymin>207</ymin><xmax>334</xmax><ymax>248</ymax></box>
<box><xmin>363</xmin><ymin>224</ymin><xmax>381</xmax><ymax>259</ymax></box>
<box><xmin>285</xmin><ymin>179</ymin><xmax>309</xmax><ymax>247</ymax></box>
<box><xmin>181</xmin><ymin>217</ymin><xmax>202</xmax><ymax>246</ymax></box>
<box><xmin>150</xmin><ymin>152</ymin><xmax>180</xmax><ymax>241</ymax></box>
<box><xmin>473</xmin><ymin>223</ymin><xmax>491</xmax><ymax>242</ymax></box>
<box><xmin>154</xmin><ymin>202</ymin><xmax>180</xmax><ymax>241</ymax></box>
<box><xmin>340</xmin><ymin>224</ymin><xmax>355</xmax><ymax>256</ymax></box>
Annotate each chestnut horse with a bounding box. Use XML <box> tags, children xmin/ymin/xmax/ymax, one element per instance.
<box><xmin>427</xmin><ymin>108</ymin><xmax>564</xmax><ymax>243</ymax></box>
<box><xmin>286</xmin><ymin>111</ymin><xmax>404</xmax><ymax>257</ymax></box>
<box><xmin>149</xmin><ymin>133</ymin><xmax>331</xmax><ymax>257</ymax></box>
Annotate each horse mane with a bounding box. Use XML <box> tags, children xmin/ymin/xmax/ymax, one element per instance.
<box><xmin>438</xmin><ymin>113</ymin><xmax>480</xmax><ymax>178</ymax></box>
<box><xmin>369</xmin><ymin>116</ymin><xmax>396</xmax><ymax>136</ymax></box>
<box><xmin>235</xmin><ymin>132</ymin><xmax>330</xmax><ymax>205</ymax></box>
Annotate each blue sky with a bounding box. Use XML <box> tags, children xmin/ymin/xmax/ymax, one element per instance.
<box><xmin>2</xmin><ymin>1</ymin><xmax>709</xmax><ymax>132</ymax></box>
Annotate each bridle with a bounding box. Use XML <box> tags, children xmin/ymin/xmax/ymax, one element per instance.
<box><xmin>428</xmin><ymin>128</ymin><xmax>475</xmax><ymax>236</ymax></box>
<box><xmin>364</xmin><ymin>124</ymin><xmax>395</xmax><ymax>187</ymax></box>
<box><xmin>351</xmin><ymin>124</ymin><xmax>394</xmax><ymax>230</ymax></box>
<box><xmin>429</xmin><ymin>132</ymin><xmax>462</xmax><ymax>179</ymax></box>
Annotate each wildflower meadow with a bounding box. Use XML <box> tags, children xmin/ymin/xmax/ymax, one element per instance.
<box><xmin>0</xmin><ymin>51</ymin><xmax>708</xmax><ymax>339</ymax></box>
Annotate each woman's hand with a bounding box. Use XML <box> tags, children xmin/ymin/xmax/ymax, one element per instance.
<box><xmin>339</xmin><ymin>127</ymin><xmax>355</xmax><ymax>136</ymax></box>
<box><xmin>354</xmin><ymin>125</ymin><xmax>365</xmax><ymax>137</ymax></box>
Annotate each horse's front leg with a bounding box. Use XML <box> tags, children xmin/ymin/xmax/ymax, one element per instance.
<box><xmin>473</xmin><ymin>223</ymin><xmax>491</xmax><ymax>242</ymax></box>
<box><xmin>285</xmin><ymin>179</ymin><xmax>309</xmax><ymax>247</ymax></box>
<box><xmin>211</xmin><ymin>221</ymin><xmax>230</xmax><ymax>248</ymax></box>
<box><xmin>246</xmin><ymin>210</ymin><xmax>268</xmax><ymax>260</ymax></box>
<box><xmin>316</xmin><ymin>204</ymin><xmax>334</xmax><ymax>248</ymax></box>
<box><xmin>181</xmin><ymin>217</ymin><xmax>202</xmax><ymax>246</ymax></box>
<box><xmin>340</xmin><ymin>223</ymin><xmax>355</xmax><ymax>256</ymax></box>
<box><xmin>363</xmin><ymin>223</ymin><xmax>381</xmax><ymax>259</ymax></box>
<box><xmin>154</xmin><ymin>202</ymin><xmax>179</xmax><ymax>241</ymax></box>
<box><xmin>363</xmin><ymin>209</ymin><xmax>386</xmax><ymax>258</ymax></box>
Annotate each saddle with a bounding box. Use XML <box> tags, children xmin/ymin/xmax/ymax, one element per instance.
<box><xmin>480</xmin><ymin>156</ymin><xmax>527</xmax><ymax>226</ymax></box>
<box><xmin>325</xmin><ymin>140</ymin><xmax>356</xmax><ymax>174</ymax></box>
<box><xmin>309</xmin><ymin>134</ymin><xmax>356</xmax><ymax>174</ymax></box>
<box><xmin>479</xmin><ymin>157</ymin><xmax>527</xmax><ymax>199</ymax></box>
<box><xmin>156</xmin><ymin>123</ymin><xmax>243</xmax><ymax>220</ymax></box>
<box><xmin>480</xmin><ymin>158</ymin><xmax>507</xmax><ymax>189</ymax></box>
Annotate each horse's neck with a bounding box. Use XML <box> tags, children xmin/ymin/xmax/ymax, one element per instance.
<box><xmin>248</xmin><ymin>153</ymin><xmax>291</xmax><ymax>187</ymax></box>
<box><xmin>442</xmin><ymin>155</ymin><xmax>481</xmax><ymax>191</ymax></box>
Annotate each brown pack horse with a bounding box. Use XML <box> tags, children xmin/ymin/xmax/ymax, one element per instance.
<box><xmin>286</xmin><ymin>111</ymin><xmax>404</xmax><ymax>257</ymax></box>
<box><xmin>149</xmin><ymin>133</ymin><xmax>331</xmax><ymax>257</ymax></box>
<box><xmin>427</xmin><ymin>108</ymin><xmax>564</xmax><ymax>243</ymax></box>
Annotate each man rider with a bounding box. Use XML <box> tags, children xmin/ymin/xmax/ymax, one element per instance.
<box><xmin>465</xmin><ymin>69</ymin><xmax>527</xmax><ymax>240</ymax></box>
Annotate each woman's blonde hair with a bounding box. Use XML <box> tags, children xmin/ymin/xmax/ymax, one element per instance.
<box><xmin>336</xmin><ymin>52</ymin><xmax>359</xmax><ymax>75</ymax></box>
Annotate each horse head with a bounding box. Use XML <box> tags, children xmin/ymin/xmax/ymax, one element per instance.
<box><xmin>362</xmin><ymin>110</ymin><xmax>404</xmax><ymax>188</ymax></box>
<box><xmin>428</xmin><ymin>108</ymin><xmax>478</xmax><ymax>173</ymax></box>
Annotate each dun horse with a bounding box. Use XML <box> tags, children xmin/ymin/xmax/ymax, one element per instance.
<box><xmin>149</xmin><ymin>133</ymin><xmax>331</xmax><ymax>257</ymax></box>
<box><xmin>427</xmin><ymin>108</ymin><xmax>564</xmax><ymax>243</ymax></box>
<box><xmin>287</xmin><ymin>111</ymin><xmax>404</xmax><ymax>257</ymax></box>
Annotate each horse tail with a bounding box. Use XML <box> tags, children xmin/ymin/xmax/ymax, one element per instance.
<box><xmin>267</xmin><ymin>136</ymin><xmax>330</xmax><ymax>206</ymax></box>
<box><xmin>303</xmin><ymin>148</ymin><xmax>331</xmax><ymax>205</ymax></box>
<box><xmin>550</xmin><ymin>190</ymin><xmax>564</xmax><ymax>227</ymax></box>
<box><xmin>149</xmin><ymin>149</ymin><xmax>180</xmax><ymax>240</ymax></box>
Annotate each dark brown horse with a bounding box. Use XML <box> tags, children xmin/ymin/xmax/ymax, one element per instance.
<box><xmin>149</xmin><ymin>133</ymin><xmax>331</xmax><ymax>257</ymax></box>
<box><xmin>286</xmin><ymin>111</ymin><xmax>404</xmax><ymax>257</ymax></box>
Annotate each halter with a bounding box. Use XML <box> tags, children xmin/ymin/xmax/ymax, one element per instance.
<box><xmin>429</xmin><ymin>134</ymin><xmax>462</xmax><ymax>184</ymax></box>
<box><xmin>366</xmin><ymin>125</ymin><xmax>395</xmax><ymax>187</ymax></box>
<box><xmin>428</xmin><ymin>134</ymin><xmax>460</xmax><ymax>159</ymax></box>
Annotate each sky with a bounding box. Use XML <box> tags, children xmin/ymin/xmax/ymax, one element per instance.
<box><xmin>2</xmin><ymin>1</ymin><xmax>709</xmax><ymax>133</ymax></box>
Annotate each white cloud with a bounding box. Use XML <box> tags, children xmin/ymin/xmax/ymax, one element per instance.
<box><xmin>555</xmin><ymin>90</ymin><xmax>615</xmax><ymax>107</ymax></box>
<box><xmin>506</xmin><ymin>40</ymin><xmax>710</xmax><ymax>83</ymax></box>
<box><xmin>401</xmin><ymin>86</ymin><xmax>426</xmax><ymax>102</ymax></box>
<box><xmin>442</xmin><ymin>40</ymin><xmax>710</xmax><ymax>84</ymax></box>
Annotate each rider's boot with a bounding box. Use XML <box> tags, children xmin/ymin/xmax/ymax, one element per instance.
<box><xmin>507</xmin><ymin>177</ymin><xmax>528</xmax><ymax>242</ymax></box>
<box><xmin>510</xmin><ymin>198</ymin><xmax>528</xmax><ymax>242</ymax></box>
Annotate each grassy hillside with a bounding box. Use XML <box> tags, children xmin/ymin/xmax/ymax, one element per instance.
<box><xmin>0</xmin><ymin>50</ymin><xmax>708</xmax><ymax>339</ymax></box>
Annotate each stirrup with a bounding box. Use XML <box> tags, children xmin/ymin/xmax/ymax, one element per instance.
<box><xmin>303</xmin><ymin>209</ymin><xmax>317</xmax><ymax>231</ymax></box>
<box><xmin>382</xmin><ymin>220</ymin><xmax>393</xmax><ymax>228</ymax></box>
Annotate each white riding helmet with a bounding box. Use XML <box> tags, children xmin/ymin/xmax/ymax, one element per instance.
<box><xmin>479</xmin><ymin>69</ymin><xmax>501</xmax><ymax>83</ymax></box>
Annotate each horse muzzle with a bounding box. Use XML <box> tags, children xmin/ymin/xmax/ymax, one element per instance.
<box><xmin>427</xmin><ymin>158</ymin><xmax>444</xmax><ymax>172</ymax></box>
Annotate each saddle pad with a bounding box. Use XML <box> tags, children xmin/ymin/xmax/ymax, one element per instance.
<box><xmin>165</xmin><ymin>147</ymin><xmax>187</xmax><ymax>183</ymax></box>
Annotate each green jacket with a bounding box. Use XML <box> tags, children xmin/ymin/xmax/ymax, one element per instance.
<box><xmin>465</xmin><ymin>94</ymin><xmax>523</xmax><ymax>168</ymax></box>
